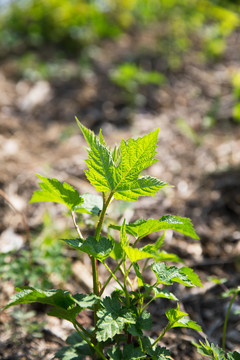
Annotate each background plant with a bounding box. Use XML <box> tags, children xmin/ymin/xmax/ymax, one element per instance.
<box><xmin>3</xmin><ymin>120</ymin><xmax>205</xmax><ymax>359</ymax></box>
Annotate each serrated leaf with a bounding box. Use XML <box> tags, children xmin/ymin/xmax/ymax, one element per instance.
<box><xmin>180</xmin><ymin>267</ymin><xmax>202</xmax><ymax>287</ymax></box>
<box><xmin>55</xmin><ymin>346</ymin><xmax>85</xmax><ymax>360</ymax></box>
<box><xmin>107</xmin><ymin>346</ymin><xmax>122</xmax><ymax>360</ymax></box>
<box><xmin>141</xmin><ymin>246</ymin><xmax>183</xmax><ymax>263</ymax></box>
<box><xmin>141</xmin><ymin>337</ymin><xmax>172</xmax><ymax>360</ymax></box>
<box><xmin>124</xmin><ymin>246</ymin><xmax>153</xmax><ymax>262</ymax></box>
<box><xmin>55</xmin><ymin>335</ymin><xmax>93</xmax><ymax>360</ymax></box>
<box><xmin>171</xmin><ymin>317</ymin><xmax>202</xmax><ymax>331</ymax></box>
<box><xmin>3</xmin><ymin>287</ymin><xmax>74</xmax><ymax>310</ymax></box>
<box><xmin>73</xmin><ymin>193</ymin><xmax>103</xmax><ymax>215</ymax></box>
<box><xmin>114</xmin><ymin>176</ymin><xmax>167</xmax><ymax>201</ymax></box>
<box><xmin>194</xmin><ymin>340</ymin><xmax>226</xmax><ymax>359</ymax></box>
<box><xmin>62</xmin><ymin>236</ymin><xmax>113</xmax><ymax>261</ymax></box>
<box><xmin>110</xmin><ymin>215</ymin><xmax>199</xmax><ymax>240</ymax></box>
<box><xmin>30</xmin><ymin>175</ymin><xmax>83</xmax><ymax>211</ymax></box>
<box><xmin>128</xmin><ymin>310</ymin><xmax>152</xmax><ymax>337</ymax></box>
<box><xmin>152</xmin><ymin>263</ymin><xmax>199</xmax><ymax>287</ymax></box>
<box><xmin>3</xmin><ymin>287</ymin><xmax>80</xmax><ymax>322</ymax></box>
<box><xmin>77</xmin><ymin>119</ymin><xmax>168</xmax><ymax>201</ymax></box>
<box><xmin>153</xmin><ymin>288</ymin><xmax>178</xmax><ymax>301</ymax></box>
<box><xmin>76</xmin><ymin>119</ymin><xmax>115</xmax><ymax>192</ymax></box>
<box><xmin>165</xmin><ymin>304</ymin><xmax>201</xmax><ymax>332</ymax></box>
<box><xmin>72</xmin><ymin>293</ymin><xmax>99</xmax><ymax>309</ymax></box>
<box><xmin>96</xmin><ymin>295</ymin><xmax>135</xmax><ymax>342</ymax></box>
<box><xmin>165</xmin><ymin>304</ymin><xmax>187</xmax><ymax>324</ymax></box>
<box><xmin>133</xmin><ymin>263</ymin><xmax>144</xmax><ymax>287</ymax></box>
<box><xmin>122</xmin><ymin>344</ymin><xmax>145</xmax><ymax>360</ymax></box>
<box><xmin>228</xmin><ymin>351</ymin><xmax>240</xmax><ymax>360</ymax></box>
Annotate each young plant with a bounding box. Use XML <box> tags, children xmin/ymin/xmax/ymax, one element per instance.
<box><xmin>193</xmin><ymin>280</ymin><xmax>240</xmax><ymax>360</ymax></box>
<box><xmin>3</xmin><ymin>119</ymin><xmax>202</xmax><ymax>359</ymax></box>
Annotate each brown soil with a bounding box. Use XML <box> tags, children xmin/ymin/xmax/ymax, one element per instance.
<box><xmin>0</xmin><ymin>29</ymin><xmax>240</xmax><ymax>360</ymax></box>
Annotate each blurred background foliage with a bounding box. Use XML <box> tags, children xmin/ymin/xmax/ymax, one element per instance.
<box><xmin>0</xmin><ymin>0</ymin><xmax>239</xmax><ymax>68</ymax></box>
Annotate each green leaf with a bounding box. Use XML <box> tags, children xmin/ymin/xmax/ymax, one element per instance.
<box><xmin>141</xmin><ymin>246</ymin><xmax>183</xmax><ymax>263</ymax></box>
<box><xmin>122</xmin><ymin>344</ymin><xmax>145</xmax><ymax>360</ymax></box>
<box><xmin>153</xmin><ymin>288</ymin><xmax>178</xmax><ymax>301</ymax></box>
<box><xmin>114</xmin><ymin>176</ymin><xmax>167</xmax><ymax>201</ymax></box>
<box><xmin>194</xmin><ymin>340</ymin><xmax>226</xmax><ymax>359</ymax></box>
<box><xmin>96</xmin><ymin>295</ymin><xmax>135</xmax><ymax>342</ymax></box>
<box><xmin>76</xmin><ymin>119</ymin><xmax>116</xmax><ymax>192</ymax></box>
<box><xmin>166</xmin><ymin>304</ymin><xmax>201</xmax><ymax>332</ymax></box>
<box><xmin>141</xmin><ymin>337</ymin><xmax>172</xmax><ymax>360</ymax></box>
<box><xmin>180</xmin><ymin>267</ymin><xmax>202</xmax><ymax>287</ymax></box>
<box><xmin>124</xmin><ymin>246</ymin><xmax>153</xmax><ymax>262</ymax></box>
<box><xmin>171</xmin><ymin>316</ymin><xmax>202</xmax><ymax>331</ymax></box>
<box><xmin>128</xmin><ymin>310</ymin><xmax>152</xmax><ymax>336</ymax></box>
<box><xmin>110</xmin><ymin>215</ymin><xmax>199</xmax><ymax>240</ymax></box>
<box><xmin>55</xmin><ymin>347</ymin><xmax>86</xmax><ymax>360</ymax></box>
<box><xmin>228</xmin><ymin>351</ymin><xmax>240</xmax><ymax>360</ymax></box>
<box><xmin>73</xmin><ymin>193</ymin><xmax>103</xmax><ymax>215</ymax></box>
<box><xmin>3</xmin><ymin>287</ymin><xmax>80</xmax><ymax>322</ymax></box>
<box><xmin>30</xmin><ymin>175</ymin><xmax>83</xmax><ymax>211</ymax></box>
<box><xmin>152</xmin><ymin>263</ymin><xmax>199</xmax><ymax>287</ymax></box>
<box><xmin>77</xmin><ymin>119</ymin><xmax>168</xmax><ymax>201</ymax></box>
<box><xmin>133</xmin><ymin>263</ymin><xmax>144</xmax><ymax>287</ymax></box>
<box><xmin>55</xmin><ymin>333</ymin><xmax>93</xmax><ymax>360</ymax></box>
<box><xmin>62</xmin><ymin>236</ymin><xmax>113</xmax><ymax>261</ymax></box>
<box><xmin>72</xmin><ymin>293</ymin><xmax>99</xmax><ymax>309</ymax></box>
<box><xmin>107</xmin><ymin>346</ymin><xmax>122</xmax><ymax>360</ymax></box>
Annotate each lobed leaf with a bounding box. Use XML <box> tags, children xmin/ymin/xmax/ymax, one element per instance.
<box><xmin>77</xmin><ymin>119</ymin><xmax>168</xmax><ymax>201</ymax></box>
<box><xmin>62</xmin><ymin>236</ymin><xmax>113</xmax><ymax>261</ymax></box>
<box><xmin>152</xmin><ymin>263</ymin><xmax>200</xmax><ymax>287</ymax></box>
<box><xmin>107</xmin><ymin>346</ymin><xmax>122</xmax><ymax>360</ymax></box>
<box><xmin>96</xmin><ymin>295</ymin><xmax>135</xmax><ymax>342</ymax></box>
<box><xmin>128</xmin><ymin>310</ymin><xmax>152</xmax><ymax>337</ymax></box>
<box><xmin>153</xmin><ymin>288</ymin><xmax>178</xmax><ymax>301</ymax></box>
<box><xmin>73</xmin><ymin>193</ymin><xmax>103</xmax><ymax>215</ymax></box>
<box><xmin>141</xmin><ymin>337</ymin><xmax>172</xmax><ymax>360</ymax></box>
<box><xmin>166</xmin><ymin>304</ymin><xmax>201</xmax><ymax>332</ymax></box>
<box><xmin>30</xmin><ymin>175</ymin><xmax>83</xmax><ymax>211</ymax></box>
<box><xmin>110</xmin><ymin>215</ymin><xmax>199</xmax><ymax>240</ymax></box>
<box><xmin>76</xmin><ymin>119</ymin><xmax>116</xmax><ymax>192</ymax></box>
<box><xmin>3</xmin><ymin>287</ymin><xmax>80</xmax><ymax>322</ymax></box>
<box><xmin>122</xmin><ymin>344</ymin><xmax>145</xmax><ymax>360</ymax></box>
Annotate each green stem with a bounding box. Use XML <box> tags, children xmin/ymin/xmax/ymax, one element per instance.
<box><xmin>222</xmin><ymin>291</ymin><xmax>239</xmax><ymax>351</ymax></box>
<box><xmin>152</xmin><ymin>323</ymin><xmax>172</xmax><ymax>347</ymax></box>
<box><xmin>95</xmin><ymin>192</ymin><xmax>113</xmax><ymax>241</ymax></box>
<box><xmin>102</xmin><ymin>261</ymin><xmax>125</xmax><ymax>292</ymax></box>
<box><xmin>91</xmin><ymin>192</ymin><xmax>114</xmax><ymax>358</ymax></box>
<box><xmin>74</xmin><ymin>321</ymin><xmax>107</xmax><ymax>360</ymax></box>
<box><xmin>123</xmin><ymin>261</ymin><xmax>130</xmax><ymax>307</ymax></box>
<box><xmin>100</xmin><ymin>260</ymin><xmax>123</xmax><ymax>296</ymax></box>
<box><xmin>71</xmin><ymin>210</ymin><xmax>83</xmax><ymax>239</ymax></box>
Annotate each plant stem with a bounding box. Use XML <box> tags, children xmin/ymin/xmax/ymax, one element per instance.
<box><xmin>71</xmin><ymin>210</ymin><xmax>83</xmax><ymax>238</ymax></box>
<box><xmin>100</xmin><ymin>261</ymin><xmax>123</xmax><ymax>296</ymax></box>
<box><xmin>92</xmin><ymin>192</ymin><xmax>114</xmax><ymax>359</ymax></box>
<box><xmin>74</xmin><ymin>321</ymin><xmax>108</xmax><ymax>360</ymax></box>
<box><xmin>102</xmin><ymin>261</ymin><xmax>125</xmax><ymax>291</ymax></box>
<box><xmin>152</xmin><ymin>323</ymin><xmax>172</xmax><ymax>347</ymax></box>
<box><xmin>222</xmin><ymin>291</ymin><xmax>239</xmax><ymax>350</ymax></box>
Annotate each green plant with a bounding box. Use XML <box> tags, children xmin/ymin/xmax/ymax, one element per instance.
<box><xmin>231</xmin><ymin>72</ymin><xmax>240</xmax><ymax>123</ymax></box>
<box><xmin>193</xmin><ymin>280</ymin><xmax>240</xmax><ymax>359</ymax></box>
<box><xmin>3</xmin><ymin>119</ymin><xmax>203</xmax><ymax>359</ymax></box>
<box><xmin>0</xmin><ymin>210</ymin><xmax>72</xmax><ymax>288</ymax></box>
<box><xmin>110</xmin><ymin>63</ymin><xmax>165</xmax><ymax>107</ymax></box>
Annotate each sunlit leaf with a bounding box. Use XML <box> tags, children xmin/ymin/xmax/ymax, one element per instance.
<box><xmin>152</xmin><ymin>263</ymin><xmax>199</xmax><ymax>287</ymax></box>
<box><xmin>73</xmin><ymin>193</ymin><xmax>103</xmax><ymax>215</ymax></box>
<box><xmin>110</xmin><ymin>215</ymin><xmax>199</xmax><ymax>240</ymax></box>
<box><xmin>30</xmin><ymin>175</ymin><xmax>83</xmax><ymax>211</ymax></box>
<box><xmin>62</xmin><ymin>236</ymin><xmax>113</xmax><ymax>261</ymax></box>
